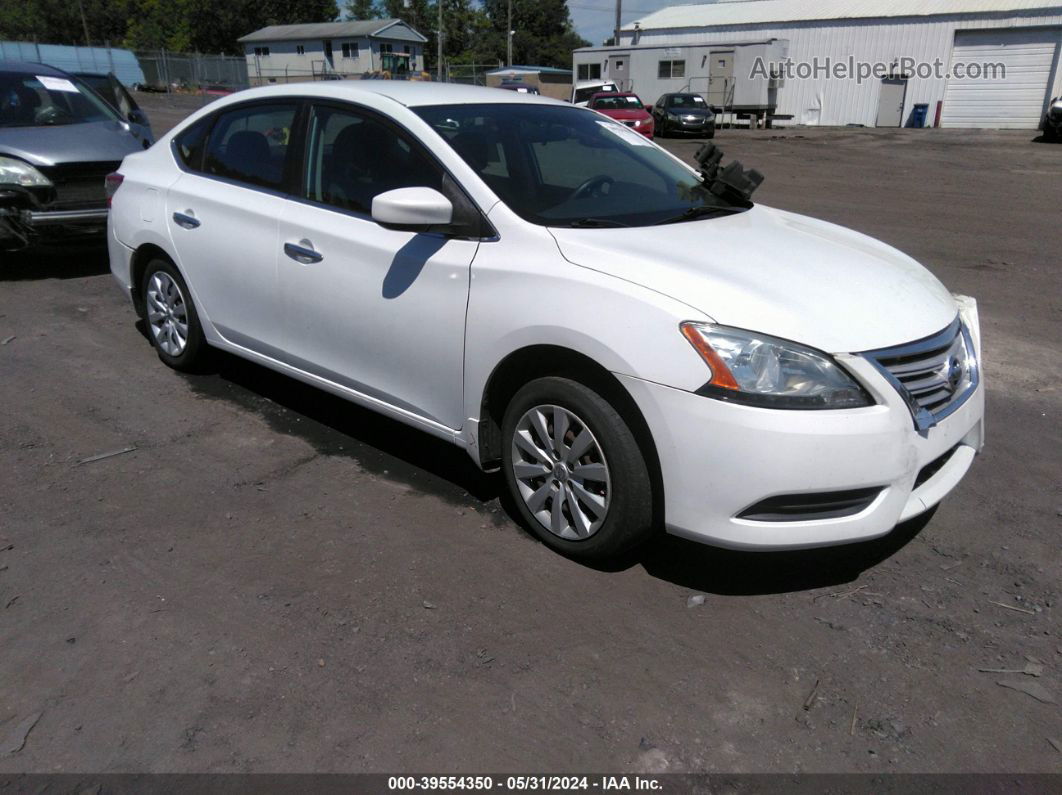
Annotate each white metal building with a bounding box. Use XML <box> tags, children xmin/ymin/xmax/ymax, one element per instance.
<box><xmin>239</xmin><ymin>20</ymin><xmax>427</xmax><ymax>84</ymax></box>
<box><xmin>609</xmin><ymin>0</ymin><xmax>1062</xmax><ymax>128</ymax></box>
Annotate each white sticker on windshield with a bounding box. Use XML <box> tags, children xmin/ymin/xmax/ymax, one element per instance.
<box><xmin>36</xmin><ymin>76</ymin><xmax>80</xmax><ymax>93</ymax></box>
<box><xmin>596</xmin><ymin>119</ymin><xmax>653</xmax><ymax>147</ymax></box>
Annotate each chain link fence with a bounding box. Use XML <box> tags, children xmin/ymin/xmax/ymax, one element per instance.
<box><xmin>135</xmin><ymin>49</ymin><xmax>249</xmax><ymax>93</ymax></box>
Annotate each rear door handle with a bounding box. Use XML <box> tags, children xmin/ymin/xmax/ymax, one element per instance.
<box><xmin>284</xmin><ymin>241</ymin><xmax>323</xmax><ymax>264</ymax></box>
<box><xmin>172</xmin><ymin>211</ymin><xmax>200</xmax><ymax>229</ymax></box>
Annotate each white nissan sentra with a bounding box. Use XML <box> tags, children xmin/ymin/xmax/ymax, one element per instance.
<box><xmin>107</xmin><ymin>82</ymin><xmax>984</xmax><ymax>561</ymax></box>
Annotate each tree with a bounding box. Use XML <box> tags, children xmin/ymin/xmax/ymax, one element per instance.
<box><xmin>0</xmin><ymin>0</ymin><xmax>133</xmax><ymax>46</ymax></box>
<box><xmin>345</xmin><ymin>0</ymin><xmax>378</xmax><ymax>20</ymax></box>
<box><xmin>0</xmin><ymin>0</ymin><xmax>338</xmax><ymax>53</ymax></box>
<box><xmin>479</xmin><ymin>0</ymin><xmax>588</xmax><ymax>68</ymax></box>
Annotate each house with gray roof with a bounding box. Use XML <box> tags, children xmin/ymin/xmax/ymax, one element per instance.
<box><xmin>239</xmin><ymin>19</ymin><xmax>428</xmax><ymax>83</ymax></box>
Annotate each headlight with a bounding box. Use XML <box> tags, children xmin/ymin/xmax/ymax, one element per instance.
<box><xmin>0</xmin><ymin>156</ymin><xmax>52</xmax><ymax>188</ymax></box>
<box><xmin>679</xmin><ymin>322</ymin><xmax>873</xmax><ymax>409</ymax></box>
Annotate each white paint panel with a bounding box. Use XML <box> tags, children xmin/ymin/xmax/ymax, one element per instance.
<box><xmin>941</xmin><ymin>28</ymin><xmax>1059</xmax><ymax>126</ymax></box>
<box><xmin>628</xmin><ymin>0</ymin><xmax>1062</xmax><ymax>29</ymax></box>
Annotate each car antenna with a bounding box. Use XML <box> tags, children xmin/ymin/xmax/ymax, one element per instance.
<box><xmin>694</xmin><ymin>143</ymin><xmax>764</xmax><ymax>205</ymax></box>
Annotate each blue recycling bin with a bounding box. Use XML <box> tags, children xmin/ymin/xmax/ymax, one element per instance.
<box><xmin>908</xmin><ymin>103</ymin><xmax>929</xmax><ymax>128</ymax></box>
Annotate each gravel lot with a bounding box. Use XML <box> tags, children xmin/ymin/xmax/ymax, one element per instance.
<box><xmin>0</xmin><ymin>92</ymin><xmax>1059</xmax><ymax>774</ymax></box>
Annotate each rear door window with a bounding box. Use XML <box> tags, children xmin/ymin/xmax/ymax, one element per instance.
<box><xmin>203</xmin><ymin>102</ymin><xmax>297</xmax><ymax>190</ymax></box>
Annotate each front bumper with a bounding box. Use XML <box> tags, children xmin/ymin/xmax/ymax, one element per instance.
<box><xmin>669</xmin><ymin>117</ymin><xmax>715</xmax><ymax>133</ymax></box>
<box><xmin>617</xmin><ymin>309</ymin><xmax>985</xmax><ymax>550</ymax></box>
<box><xmin>1</xmin><ymin>205</ymin><xmax>109</xmax><ymax>250</ymax></box>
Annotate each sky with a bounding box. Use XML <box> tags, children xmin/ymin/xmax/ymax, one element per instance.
<box><xmin>568</xmin><ymin>0</ymin><xmax>707</xmax><ymax>47</ymax></box>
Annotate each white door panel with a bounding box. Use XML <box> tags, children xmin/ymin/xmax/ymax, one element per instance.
<box><xmin>942</xmin><ymin>29</ymin><xmax>1059</xmax><ymax>129</ymax></box>
<box><xmin>165</xmin><ymin>173</ymin><xmax>283</xmax><ymax>352</ymax></box>
<box><xmin>277</xmin><ymin>204</ymin><xmax>476</xmax><ymax>429</ymax></box>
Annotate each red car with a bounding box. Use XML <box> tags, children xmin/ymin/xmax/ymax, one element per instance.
<box><xmin>587</xmin><ymin>92</ymin><xmax>654</xmax><ymax>138</ymax></box>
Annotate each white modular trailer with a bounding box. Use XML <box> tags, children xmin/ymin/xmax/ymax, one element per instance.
<box><xmin>572</xmin><ymin>39</ymin><xmax>790</xmax><ymax>113</ymax></box>
<box><xmin>616</xmin><ymin>0</ymin><xmax>1062</xmax><ymax>128</ymax></box>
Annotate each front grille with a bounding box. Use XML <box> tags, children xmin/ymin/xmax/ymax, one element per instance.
<box><xmin>737</xmin><ymin>487</ymin><xmax>882</xmax><ymax>522</ymax></box>
<box><xmin>37</xmin><ymin>162</ymin><xmax>121</xmax><ymax>210</ymax></box>
<box><xmin>862</xmin><ymin>318</ymin><xmax>978</xmax><ymax>431</ymax></box>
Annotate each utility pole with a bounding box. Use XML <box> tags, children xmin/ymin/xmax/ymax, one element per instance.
<box><xmin>507</xmin><ymin>0</ymin><xmax>513</xmax><ymax>67</ymax></box>
<box><xmin>614</xmin><ymin>0</ymin><xmax>622</xmax><ymax>46</ymax></box>
<box><xmin>437</xmin><ymin>0</ymin><xmax>443</xmax><ymax>80</ymax></box>
<box><xmin>78</xmin><ymin>0</ymin><xmax>91</xmax><ymax>46</ymax></box>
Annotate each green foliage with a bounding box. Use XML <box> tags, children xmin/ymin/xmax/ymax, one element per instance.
<box><xmin>0</xmin><ymin>0</ymin><xmax>587</xmax><ymax>65</ymax></box>
<box><xmin>345</xmin><ymin>0</ymin><xmax>379</xmax><ymax>20</ymax></box>
<box><xmin>0</xmin><ymin>0</ymin><xmax>338</xmax><ymax>53</ymax></box>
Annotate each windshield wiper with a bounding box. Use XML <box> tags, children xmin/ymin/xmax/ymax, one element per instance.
<box><xmin>564</xmin><ymin>217</ymin><xmax>630</xmax><ymax>228</ymax></box>
<box><xmin>653</xmin><ymin>205</ymin><xmax>746</xmax><ymax>225</ymax></box>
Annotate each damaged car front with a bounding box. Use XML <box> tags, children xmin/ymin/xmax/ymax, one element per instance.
<box><xmin>1</xmin><ymin>61</ymin><xmax>147</xmax><ymax>252</ymax></box>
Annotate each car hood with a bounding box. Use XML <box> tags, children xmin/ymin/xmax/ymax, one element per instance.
<box><xmin>549</xmin><ymin>204</ymin><xmax>957</xmax><ymax>353</ymax></box>
<box><xmin>0</xmin><ymin>120</ymin><xmax>142</xmax><ymax>167</ymax></box>
<box><xmin>598</xmin><ymin>108</ymin><xmax>651</xmax><ymax>121</ymax></box>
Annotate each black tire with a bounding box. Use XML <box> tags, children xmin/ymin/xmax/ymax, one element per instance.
<box><xmin>706</xmin><ymin>124</ymin><xmax>716</xmax><ymax>139</ymax></box>
<box><xmin>1044</xmin><ymin>124</ymin><xmax>1059</xmax><ymax>142</ymax></box>
<box><xmin>140</xmin><ymin>257</ymin><xmax>208</xmax><ymax>372</ymax></box>
<box><xmin>501</xmin><ymin>376</ymin><xmax>655</xmax><ymax>561</ymax></box>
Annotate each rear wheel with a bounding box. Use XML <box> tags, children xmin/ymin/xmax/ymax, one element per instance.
<box><xmin>502</xmin><ymin>377</ymin><xmax>655</xmax><ymax>561</ymax></box>
<box><xmin>141</xmin><ymin>257</ymin><xmax>207</xmax><ymax>371</ymax></box>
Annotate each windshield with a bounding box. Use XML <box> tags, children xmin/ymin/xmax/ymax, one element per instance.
<box><xmin>0</xmin><ymin>71</ymin><xmax>121</xmax><ymax>128</ymax></box>
<box><xmin>574</xmin><ymin>83</ymin><xmax>617</xmax><ymax>104</ymax></box>
<box><xmin>668</xmin><ymin>95</ymin><xmax>708</xmax><ymax>108</ymax></box>
<box><xmin>415</xmin><ymin>103</ymin><xmax>749</xmax><ymax>228</ymax></box>
<box><xmin>591</xmin><ymin>95</ymin><xmax>644</xmax><ymax>110</ymax></box>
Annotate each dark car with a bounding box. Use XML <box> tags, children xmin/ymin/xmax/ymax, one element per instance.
<box><xmin>652</xmin><ymin>93</ymin><xmax>716</xmax><ymax>138</ymax></box>
<box><xmin>0</xmin><ymin>61</ymin><xmax>147</xmax><ymax>252</ymax></box>
<box><xmin>1041</xmin><ymin>96</ymin><xmax>1061</xmax><ymax>142</ymax></box>
<box><xmin>73</xmin><ymin>71</ymin><xmax>153</xmax><ymax>143</ymax></box>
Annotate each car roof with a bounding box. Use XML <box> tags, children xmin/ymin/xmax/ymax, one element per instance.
<box><xmin>591</xmin><ymin>92</ymin><xmax>637</xmax><ymax>98</ymax></box>
<box><xmin>207</xmin><ymin>80</ymin><xmax>565</xmax><ymax>109</ymax></box>
<box><xmin>0</xmin><ymin>60</ymin><xmax>70</xmax><ymax>77</ymax></box>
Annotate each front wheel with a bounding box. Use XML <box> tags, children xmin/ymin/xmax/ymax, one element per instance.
<box><xmin>502</xmin><ymin>377</ymin><xmax>655</xmax><ymax>561</ymax></box>
<box><xmin>141</xmin><ymin>257</ymin><xmax>208</xmax><ymax>371</ymax></box>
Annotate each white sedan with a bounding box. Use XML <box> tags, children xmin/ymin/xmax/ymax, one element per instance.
<box><xmin>106</xmin><ymin>82</ymin><xmax>984</xmax><ymax>560</ymax></box>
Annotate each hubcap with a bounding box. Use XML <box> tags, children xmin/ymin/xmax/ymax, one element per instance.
<box><xmin>146</xmin><ymin>271</ymin><xmax>189</xmax><ymax>357</ymax></box>
<box><xmin>510</xmin><ymin>404</ymin><xmax>611</xmax><ymax>541</ymax></box>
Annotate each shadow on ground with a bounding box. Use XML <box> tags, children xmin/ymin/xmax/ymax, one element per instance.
<box><xmin>174</xmin><ymin>345</ymin><xmax>929</xmax><ymax>596</ymax></box>
<box><xmin>0</xmin><ymin>243</ymin><xmax>109</xmax><ymax>280</ymax></box>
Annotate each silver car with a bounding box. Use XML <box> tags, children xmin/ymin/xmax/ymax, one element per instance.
<box><xmin>1</xmin><ymin>60</ymin><xmax>149</xmax><ymax>252</ymax></box>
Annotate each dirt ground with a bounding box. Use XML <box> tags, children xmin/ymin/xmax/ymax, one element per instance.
<box><xmin>0</xmin><ymin>92</ymin><xmax>1059</xmax><ymax>774</ymax></box>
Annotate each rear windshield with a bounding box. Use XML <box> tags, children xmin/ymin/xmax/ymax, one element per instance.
<box><xmin>591</xmin><ymin>95</ymin><xmax>644</xmax><ymax>110</ymax></box>
<box><xmin>416</xmin><ymin>103</ymin><xmax>747</xmax><ymax>228</ymax></box>
<box><xmin>574</xmin><ymin>83</ymin><xmax>617</xmax><ymax>104</ymax></box>
<box><xmin>0</xmin><ymin>71</ymin><xmax>120</xmax><ymax>128</ymax></box>
<box><xmin>667</xmin><ymin>95</ymin><xmax>708</xmax><ymax>108</ymax></box>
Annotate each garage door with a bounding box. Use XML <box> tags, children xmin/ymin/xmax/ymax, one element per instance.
<box><xmin>941</xmin><ymin>28</ymin><xmax>1059</xmax><ymax>129</ymax></box>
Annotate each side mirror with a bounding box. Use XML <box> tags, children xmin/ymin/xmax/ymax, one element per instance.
<box><xmin>371</xmin><ymin>187</ymin><xmax>453</xmax><ymax>230</ymax></box>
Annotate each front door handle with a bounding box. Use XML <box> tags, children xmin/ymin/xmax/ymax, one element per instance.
<box><xmin>172</xmin><ymin>211</ymin><xmax>200</xmax><ymax>229</ymax></box>
<box><xmin>284</xmin><ymin>241</ymin><xmax>323</xmax><ymax>264</ymax></box>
